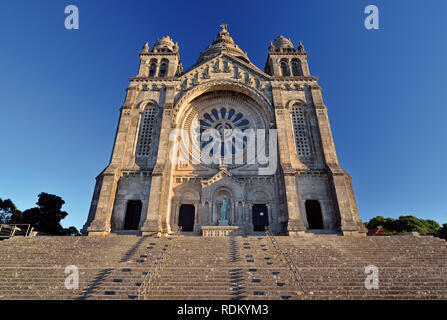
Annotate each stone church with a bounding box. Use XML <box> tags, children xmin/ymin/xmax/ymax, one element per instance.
<box><xmin>82</xmin><ymin>25</ymin><xmax>366</xmax><ymax>237</ymax></box>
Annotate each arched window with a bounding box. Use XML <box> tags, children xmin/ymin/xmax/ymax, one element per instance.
<box><xmin>291</xmin><ymin>59</ymin><xmax>303</xmax><ymax>76</ymax></box>
<box><xmin>149</xmin><ymin>61</ymin><xmax>157</xmax><ymax>77</ymax></box>
<box><xmin>280</xmin><ymin>61</ymin><xmax>289</xmax><ymax>76</ymax></box>
<box><xmin>136</xmin><ymin>105</ymin><xmax>158</xmax><ymax>157</ymax></box>
<box><xmin>291</xmin><ymin>104</ymin><xmax>311</xmax><ymax>158</ymax></box>
<box><xmin>158</xmin><ymin>60</ymin><xmax>168</xmax><ymax>77</ymax></box>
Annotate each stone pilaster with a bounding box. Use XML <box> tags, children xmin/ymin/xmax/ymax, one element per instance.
<box><xmin>272</xmin><ymin>84</ymin><xmax>306</xmax><ymax>235</ymax></box>
<box><xmin>86</xmin><ymin>172</ymin><xmax>120</xmax><ymax>236</ymax></box>
<box><xmin>141</xmin><ymin>86</ymin><xmax>176</xmax><ymax>236</ymax></box>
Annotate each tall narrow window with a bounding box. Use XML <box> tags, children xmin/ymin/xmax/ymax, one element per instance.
<box><xmin>280</xmin><ymin>61</ymin><xmax>289</xmax><ymax>76</ymax></box>
<box><xmin>291</xmin><ymin>59</ymin><xmax>303</xmax><ymax>76</ymax></box>
<box><xmin>149</xmin><ymin>63</ymin><xmax>157</xmax><ymax>77</ymax></box>
<box><xmin>291</xmin><ymin>104</ymin><xmax>311</xmax><ymax>158</ymax></box>
<box><xmin>136</xmin><ymin>106</ymin><xmax>157</xmax><ymax>157</ymax></box>
<box><xmin>158</xmin><ymin>60</ymin><xmax>168</xmax><ymax>77</ymax></box>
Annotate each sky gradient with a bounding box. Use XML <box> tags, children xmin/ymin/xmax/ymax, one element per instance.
<box><xmin>1</xmin><ymin>0</ymin><xmax>446</xmax><ymax>229</ymax></box>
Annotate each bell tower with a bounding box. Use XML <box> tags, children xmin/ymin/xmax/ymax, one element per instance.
<box><xmin>265</xmin><ymin>36</ymin><xmax>310</xmax><ymax>77</ymax></box>
<box><xmin>265</xmin><ymin>35</ymin><xmax>366</xmax><ymax>236</ymax></box>
<box><xmin>137</xmin><ymin>36</ymin><xmax>183</xmax><ymax>78</ymax></box>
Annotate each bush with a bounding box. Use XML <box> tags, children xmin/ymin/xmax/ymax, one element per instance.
<box><xmin>365</xmin><ymin>215</ymin><xmax>440</xmax><ymax>236</ymax></box>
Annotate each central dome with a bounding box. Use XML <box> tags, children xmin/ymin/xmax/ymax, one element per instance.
<box><xmin>194</xmin><ymin>24</ymin><xmax>250</xmax><ymax>65</ymax></box>
<box><xmin>153</xmin><ymin>35</ymin><xmax>177</xmax><ymax>52</ymax></box>
<box><xmin>273</xmin><ymin>35</ymin><xmax>294</xmax><ymax>49</ymax></box>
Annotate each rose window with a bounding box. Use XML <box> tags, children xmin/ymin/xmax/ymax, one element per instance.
<box><xmin>196</xmin><ymin>107</ymin><xmax>250</xmax><ymax>156</ymax></box>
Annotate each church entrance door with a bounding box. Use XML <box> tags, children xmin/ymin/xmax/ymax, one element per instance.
<box><xmin>305</xmin><ymin>200</ymin><xmax>324</xmax><ymax>229</ymax></box>
<box><xmin>252</xmin><ymin>204</ymin><xmax>269</xmax><ymax>231</ymax></box>
<box><xmin>124</xmin><ymin>200</ymin><xmax>142</xmax><ymax>230</ymax></box>
<box><xmin>178</xmin><ymin>204</ymin><xmax>195</xmax><ymax>232</ymax></box>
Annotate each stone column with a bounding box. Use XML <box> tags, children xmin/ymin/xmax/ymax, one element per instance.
<box><xmin>203</xmin><ymin>201</ymin><xmax>208</xmax><ymax>224</ymax></box>
<box><xmin>193</xmin><ymin>203</ymin><xmax>199</xmax><ymax>233</ymax></box>
<box><xmin>237</xmin><ymin>202</ymin><xmax>242</xmax><ymax>224</ymax></box>
<box><xmin>212</xmin><ymin>202</ymin><xmax>217</xmax><ymax>225</ymax></box>
<box><xmin>248</xmin><ymin>203</ymin><xmax>254</xmax><ymax>233</ymax></box>
<box><xmin>172</xmin><ymin>201</ymin><xmax>179</xmax><ymax>224</ymax></box>
<box><xmin>141</xmin><ymin>93</ymin><xmax>174</xmax><ymax>235</ymax></box>
<box><xmin>199</xmin><ymin>201</ymin><xmax>205</xmax><ymax>225</ymax></box>
<box><xmin>266</xmin><ymin>203</ymin><xmax>272</xmax><ymax>224</ymax></box>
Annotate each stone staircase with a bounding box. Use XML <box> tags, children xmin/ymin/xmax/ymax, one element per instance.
<box><xmin>0</xmin><ymin>234</ymin><xmax>446</xmax><ymax>299</ymax></box>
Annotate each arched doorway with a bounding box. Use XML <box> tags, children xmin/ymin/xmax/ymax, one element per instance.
<box><xmin>124</xmin><ymin>200</ymin><xmax>142</xmax><ymax>230</ymax></box>
<box><xmin>252</xmin><ymin>204</ymin><xmax>269</xmax><ymax>231</ymax></box>
<box><xmin>178</xmin><ymin>204</ymin><xmax>195</xmax><ymax>232</ymax></box>
<box><xmin>305</xmin><ymin>200</ymin><xmax>324</xmax><ymax>229</ymax></box>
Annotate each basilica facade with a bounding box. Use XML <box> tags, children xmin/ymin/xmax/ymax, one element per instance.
<box><xmin>82</xmin><ymin>25</ymin><xmax>366</xmax><ymax>236</ymax></box>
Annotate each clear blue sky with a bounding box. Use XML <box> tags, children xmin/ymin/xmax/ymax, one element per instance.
<box><xmin>1</xmin><ymin>0</ymin><xmax>446</xmax><ymax>229</ymax></box>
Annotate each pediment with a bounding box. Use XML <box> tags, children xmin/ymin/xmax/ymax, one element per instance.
<box><xmin>179</xmin><ymin>54</ymin><xmax>271</xmax><ymax>92</ymax></box>
<box><xmin>201</xmin><ymin>166</ymin><xmax>244</xmax><ymax>188</ymax></box>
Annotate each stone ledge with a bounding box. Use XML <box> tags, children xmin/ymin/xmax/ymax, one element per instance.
<box><xmin>201</xmin><ymin>226</ymin><xmax>244</xmax><ymax>237</ymax></box>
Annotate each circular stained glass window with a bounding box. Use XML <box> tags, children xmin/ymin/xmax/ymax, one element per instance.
<box><xmin>196</xmin><ymin>107</ymin><xmax>250</xmax><ymax>156</ymax></box>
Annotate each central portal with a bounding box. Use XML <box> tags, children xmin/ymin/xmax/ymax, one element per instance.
<box><xmin>252</xmin><ymin>204</ymin><xmax>269</xmax><ymax>231</ymax></box>
<box><xmin>178</xmin><ymin>204</ymin><xmax>195</xmax><ymax>232</ymax></box>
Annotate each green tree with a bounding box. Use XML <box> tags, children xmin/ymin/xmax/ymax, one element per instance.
<box><xmin>365</xmin><ymin>216</ymin><xmax>395</xmax><ymax>230</ymax></box>
<box><xmin>365</xmin><ymin>215</ymin><xmax>441</xmax><ymax>236</ymax></box>
<box><xmin>0</xmin><ymin>198</ymin><xmax>21</xmax><ymax>224</ymax></box>
<box><xmin>424</xmin><ymin>219</ymin><xmax>441</xmax><ymax>235</ymax></box>
<box><xmin>392</xmin><ymin>215</ymin><xmax>440</xmax><ymax>235</ymax></box>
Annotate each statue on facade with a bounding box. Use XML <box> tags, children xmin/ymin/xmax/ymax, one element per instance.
<box><xmin>219</xmin><ymin>196</ymin><xmax>228</xmax><ymax>221</ymax></box>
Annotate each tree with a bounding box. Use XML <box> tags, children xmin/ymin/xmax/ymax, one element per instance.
<box><xmin>365</xmin><ymin>216</ymin><xmax>395</xmax><ymax>230</ymax></box>
<box><xmin>63</xmin><ymin>226</ymin><xmax>80</xmax><ymax>236</ymax></box>
<box><xmin>392</xmin><ymin>216</ymin><xmax>440</xmax><ymax>235</ymax></box>
<box><xmin>0</xmin><ymin>198</ymin><xmax>21</xmax><ymax>224</ymax></box>
<box><xmin>365</xmin><ymin>215</ymin><xmax>441</xmax><ymax>236</ymax></box>
<box><xmin>17</xmin><ymin>193</ymin><xmax>79</xmax><ymax>236</ymax></box>
<box><xmin>437</xmin><ymin>224</ymin><xmax>447</xmax><ymax>240</ymax></box>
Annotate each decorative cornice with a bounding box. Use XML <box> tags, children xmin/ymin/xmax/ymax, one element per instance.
<box><xmin>171</xmin><ymin>79</ymin><xmax>274</xmax><ymax>125</ymax></box>
<box><xmin>268</xmin><ymin>52</ymin><xmax>308</xmax><ymax>57</ymax></box>
<box><xmin>271</xmin><ymin>76</ymin><xmax>318</xmax><ymax>81</ymax></box>
<box><xmin>129</xmin><ymin>77</ymin><xmax>181</xmax><ymax>82</ymax></box>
